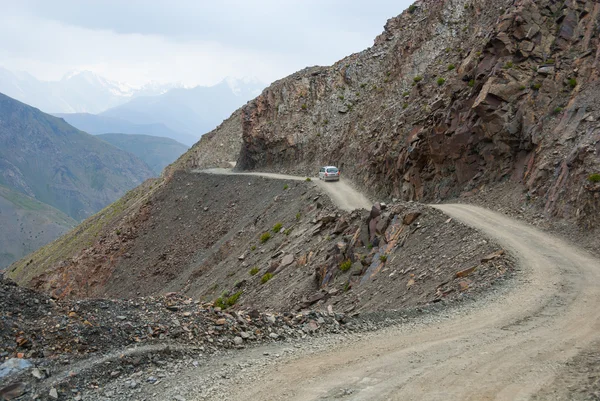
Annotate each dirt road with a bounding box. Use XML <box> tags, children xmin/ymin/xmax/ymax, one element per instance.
<box><xmin>198</xmin><ymin>203</ymin><xmax>600</xmax><ymax>401</ymax></box>
<box><xmin>200</xmin><ymin>168</ymin><xmax>372</xmax><ymax>211</ymax></box>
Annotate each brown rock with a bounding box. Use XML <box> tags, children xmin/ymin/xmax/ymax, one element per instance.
<box><xmin>403</xmin><ymin>212</ymin><xmax>421</xmax><ymax>225</ymax></box>
<box><xmin>482</xmin><ymin>250</ymin><xmax>504</xmax><ymax>262</ymax></box>
<box><xmin>455</xmin><ymin>266</ymin><xmax>477</xmax><ymax>278</ymax></box>
<box><xmin>0</xmin><ymin>383</ymin><xmax>27</xmax><ymax>400</ymax></box>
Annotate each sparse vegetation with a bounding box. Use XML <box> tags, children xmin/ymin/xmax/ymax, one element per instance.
<box><xmin>284</xmin><ymin>228</ymin><xmax>292</xmax><ymax>236</ymax></box>
<box><xmin>344</xmin><ymin>282</ymin><xmax>351</xmax><ymax>292</ymax></box>
<box><xmin>468</xmin><ymin>79</ymin><xmax>475</xmax><ymax>87</ymax></box>
<box><xmin>272</xmin><ymin>222</ymin><xmax>283</xmax><ymax>233</ymax></box>
<box><xmin>437</xmin><ymin>77</ymin><xmax>446</xmax><ymax>86</ymax></box>
<box><xmin>283</xmin><ymin>184</ymin><xmax>289</xmax><ymax>190</ymax></box>
<box><xmin>408</xmin><ymin>4</ymin><xmax>417</xmax><ymax>13</ymax></box>
<box><xmin>367</xmin><ymin>243</ymin><xmax>373</xmax><ymax>250</ymax></box>
<box><xmin>339</xmin><ymin>259</ymin><xmax>353</xmax><ymax>272</ymax></box>
<box><xmin>305</xmin><ymin>177</ymin><xmax>312</xmax><ymax>182</ymax></box>
<box><xmin>261</xmin><ymin>273</ymin><xmax>274</xmax><ymax>284</ymax></box>
<box><xmin>115</xmin><ymin>229</ymin><xmax>121</xmax><ymax>235</ymax></box>
<box><xmin>249</xmin><ymin>267</ymin><xmax>259</xmax><ymax>276</ymax></box>
<box><xmin>379</xmin><ymin>254</ymin><xmax>388</xmax><ymax>263</ymax></box>
<box><xmin>553</xmin><ymin>107</ymin><xmax>563</xmax><ymax>114</ymax></box>
<box><xmin>568</xmin><ymin>78</ymin><xmax>577</xmax><ymax>88</ymax></box>
<box><xmin>339</xmin><ymin>95</ymin><xmax>345</xmax><ymax>101</ymax></box>
<box><xmin>413</xmin><ymin>75</ymin><xmax>423</xmax><ymax>83</ymax></box>
<box><xmin>403</xmin><ymin>103</ymin><xmax>409</xmax><ymax>109</ymax></box>
<box><xmin>403</xmin><ymin>91</ymin><xmax>410</xmax><ymax>97</ymax></box>
<box><xmin>260</xmin><ymin>232</ymin><xmax>271</xmax><ymax>243</ymax></box>
<box><xmin>588</xmin><ymin>173</ymin><xmax>600</xmax><ymax>183</ymax></box>
<box><xmin>504</xmin><ymin>61</ymin><xmax>514</xmax><ymax>69</ymax></box>
<box><xmin>215</xmin><ymin>290</ymin><xmax>243</xmax><ymax>309</ymax></box>
<box><xmin>323</xmin><ymin>119</ymin><xmax>329</xmax><ymax>124</ymax></box>
<box><xmin>301</xmin><ymin>103</ymin><xmax>307</xmax><ymax>110</ymax></box>
<box><xmin>531</xmin><ymin>83</ymin><xmax>542</xmax><ymax>90</ymax></box>
<box><xmin>447</xmin><ymin>64</ymin><xmax>455</xmax><ymax>71</ymax></box>
<box><xmin>250</xmin><ymin>245</ymin><xmax>256</xmax><ymax>251</ymax></box>
<box><xmin>545</xmin><ymin>59</ymin><xmax>555</xmax><ymax>64</ymax></box>
<box><xmin>296</xmin><ymin>212</ymin><xmax>301</xmax><ymax>221</ymax></box>
<box><xmin>519</xmin><ymin>85</ymin><xmax>526</xmax><ymax>90</ymax></box>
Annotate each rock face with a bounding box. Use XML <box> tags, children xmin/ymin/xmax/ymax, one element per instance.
<box><xmin>181</xmin><ymin>0</ymin><xmax>600</xmax><ymax>228</ymax></box>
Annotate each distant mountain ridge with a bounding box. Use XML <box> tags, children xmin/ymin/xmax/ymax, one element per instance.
<box><xmin>0</xmin><ymin>67</ymin><xmax>176</xmax><ymax>114</ymax></box>
<box><xmin>0</xmin><ymin>92</ymin><xmax>154</xmax><ymax>221</ymax></box>
<box><xmin>97</xmin><ymin>133</ymin><xmax>189</xmax><ymax>175</ymax></box>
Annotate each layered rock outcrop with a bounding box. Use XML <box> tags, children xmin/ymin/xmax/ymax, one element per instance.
<box><xmin>184</xmin><ymin>0</ymin><xmax>600</xmax><ymax>227</ymax></box>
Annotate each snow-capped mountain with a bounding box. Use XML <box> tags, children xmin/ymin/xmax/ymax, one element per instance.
<box><xmin>0</xmin><ymin>68</ymin><xmax>177</xmax><ymax>114</ymax></box>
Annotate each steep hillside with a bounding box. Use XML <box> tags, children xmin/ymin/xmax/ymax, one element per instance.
<box><xmin>0</xmin><ymin>185</ymin><xmax>76</xmax><ymax>269</ymax></box>
<box><xmin>96</xmin><ymin>133</ymin><xmax>189</xmax><ymax>175</ymax></box>
<box><xmin>0</xmin><ymin>92</ymin><xmax>154</xmax><ymax>221</ymax></box>
<box><xmin>179</xmin><ymin>0</ymin><xmax>600</xmax><ymax>232</ymax></box>
<box><xmin>54</xmin><ymin>113</ymin><xmax>196</xmax><ymax>146</ymax></box>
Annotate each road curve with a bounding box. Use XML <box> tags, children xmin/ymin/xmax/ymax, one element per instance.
<box><xmin>216</xmin><ymin>204</ymin><xmax>600</xmax><ymax>401</ymax></box>
<box><xmin>199</xmin><ymin>168</ymin><xmax>372</xmax><ymax>211</ymax></box>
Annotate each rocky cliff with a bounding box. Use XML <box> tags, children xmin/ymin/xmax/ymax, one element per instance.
<box><xmin>183</xmin><ymin>0</ymin><xmax>600</xmax><ymax>228</ymax></box>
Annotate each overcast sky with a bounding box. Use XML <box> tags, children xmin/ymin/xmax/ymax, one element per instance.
<box><xmin>0</xmin><ymin>0</ymin><xmax>412</xmax><ymax>87</ymax></box>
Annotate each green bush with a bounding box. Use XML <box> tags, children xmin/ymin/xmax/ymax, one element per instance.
<box><xmin>588</xmin><ymin>173</ymin><xmax>600</xmax><ymax>183</ymax></box>
<box><xmin>447</xmin><ymin>64</ymin><xmax>455</xmax><ymax>71</ymax></box>
<box><xmin>468</xmin><ymin>79</ymin><xmax>475</xmax><ymax>87</ymax></box>
<box><xmin>338</xmin><ymin>95</ymin><xmax>345</xmax><ymax>100</ymax></box>
<box><xmin>379</xmin><ymin>254</ymin><xmax>388</xmax><ymax>263</ymax></box>
<box><xmin>284</xmin><ymin>228</ymin><xmax>292</xmax><ymax>236</ymax></box>
<box><xmin>249</xmin><ymin>267</ymin><xmax>259</xmax><ymax>276</ymax></box>
<box><xmin>305</xmin><ymin>177</ymin><xmax>311</xmax><ymax>182</ymax></box>
<box><xmin>437</xmin><ymin>77</ymin><xmax>446</xmax><ymax>86</ymax></box>
<box><xmin>519</xmin><ymin>85</ymin><xmax>526</xmax><ymax>90</ymax></box>
<box><xmin>553</xmin><ymin>107</ymin><xmax>563</xmax><ymax>114</ymax></box>
<box><xmin>403</xmin><ymin>91</ymin><xmax>410</xmax><ymax>97</ymax></box>
<box><xmin>295</xmin><ymin>212</ymin><xmax>301</xmax><ymax>221</ymax></box>
<box><xmin>408</xmin><ymin>4</ymin><xmax>417</xmax><ymax>13</ymax></box>
<box><xmin>250</xmin><ymin>245</ymin><xmax>256</xmax><ymax>251</ymax></box>
<box><xmin>260</xmin><ymin>232</ymin><xmax>271</xmax><ymax>243</ymax></box>
<box><xmin>301</xmin><ymin>103</ymin><xmax>307</xmax><ymax>110</ymax></box>
<box><xmin>339</xmin><ymin>260</ymin><xmax>353</xmax><ymax>272</ymax></box>
<box><xmin>215</xmin><ymin>291</ymin><xmax>243</xmax><ymax>309</ymax></box>
<box><xmin>272</xmin><ymin>222</ymin><xmax>283</xmax><ymax>233</ymax></box>
<box><xmin>261</xmin><ymin>273</ymin><xmax>273</xmax><ymax>284</ymax></box>
<box><xmin>546</xmin><ymin>59</ymin><xmax>555</xmax><ymax>64</ymax></box>
<box><xmin>403</xmin><ymin>103</ymin><xmax>409</xmax><ymax>109</ymax></box>
<box><xmin>569</xmin><ymin>78</ymin><xmax>577</xmax><ymax>88</ymax></box>
<box><xmin>531</xmin><ymin>83</ymin><xmax>542</xmax><ymax>90</ymax></box>
<box><xmin>283</xmin><ymin>184</ymin><xmax>289</xmax><ymax>190</ymax></box>
<box><xmin>504</xmin><ymin>61</ymin><xmax>514</xmax><ymax>69</ymax></box>
<box><xmin>367</xmin><ymin>243</ymin><xmax>373</xmax><ymax>250</ymax></box>
<box><xmin>413</xmin><ymin>75</ymin><xmax>423</xmax><ymax>83</ymax></box>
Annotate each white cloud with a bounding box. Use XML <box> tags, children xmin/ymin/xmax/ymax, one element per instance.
<box><xmin>0</xmin><ymin>1</ymin><xmax>413</xmax><ymax>87</ymax></box>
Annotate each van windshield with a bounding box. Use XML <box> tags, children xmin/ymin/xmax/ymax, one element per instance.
<box><xmin>326</xmin><ymin>168</ymin><xmax>338</xmax><ymax>173</ymax></box>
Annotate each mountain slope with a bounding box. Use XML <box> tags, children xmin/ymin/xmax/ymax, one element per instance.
<box><xmin>0</xmin><ymin>185</ymin><xmax>77</xmax><ymax>269</ymax></box>
<box><xmin>0</xmin><ymin>92</ymin><xmax>155</xmax><ymax>220</ymax></box>
<box><xmin>100</xmin><ymin>80</ymin><xmax>263</xmax><ymax>140</ymax></box>
<box><xmin>96</xmin><ymin>133</ymin><xmax>189</xmax><ymax>175</ymax></box>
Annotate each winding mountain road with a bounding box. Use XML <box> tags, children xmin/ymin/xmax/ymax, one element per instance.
<box><xmin>196</xmin><ymin>169</ymin><xmax>600</xmax><ymax>400</ymax></box>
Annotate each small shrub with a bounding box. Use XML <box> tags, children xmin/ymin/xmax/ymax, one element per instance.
<box><xmin>504</xmin><ymin>61</ymin><xmax>514</xmax><ymax>69</ymax></box>
<box><xmin>301</xmin><ymin>103</ymin><xmax>307</xmax><ymax>110</ymax></box>
<box><xmin>408</xmin><ymin>4</ymin><xmax>417</xmax><ymax>13</ymax></box>
<box><xmin>215</xmin><ymin>291</ymin><xmax>243</xmax><ymax>309</ymax></box>
<box><xmin>115</xmin><ymin>229</ymin><xmax>121</xmax><ymax>235</ymax></box>
<box><xmin>272</xmin><ymin>222</ymin><xmax>283</xmax><ymax>233</ymax></box>
<box><xmin>531</xmin><ymin>83</ymin><xmax>542</xmax><ymax>90</ymax></box>
<box><xmin>403</xmin><ymin>91</ymin><xmax>410</xmax><ymax>97</ymax></box>
<box><xmin>305</xmin><ymin>177</ymin><xmax>312</xmax><ymax>182</ymax></box>
<box><xmin>413</xmin><ymin>75</ymin><xmax>423</xmax><ymax>83</ymax></box>
<box><xmin>249</xmin><ymin>267</ymin><xmax>259</xmax><ymax>276</ymax></box>
<box><xmin>519</xmin><ymin>85</ymin><xmax>526</xmax><ymax>90</ymax></box>
<box><xmin>546</xmin><ymin>59</ymin><xmax>555</xmax><ymax>64</ymax></box>
<box><xmin>338</xmin><ymin>95</ymin><xmax>345</xmax><ymax>101</ymax></box>
<box><xmin>284</xmin><ymin>228</ymin><xmax>292</xmax><ymax>236</ymax></box>
<box><xmin>260</xmin><ymin>232</ymin><xmax>271</xmax><ymax>243</ymax></box>
<box><xmin>553</xmin><ymin>107</ymin><xmax>563</xmax><ymax>114</ymax></box>
<box><xmin>356</xmin><ymin>92</ymin><xmax>360</xmax><ymax>96</ymax></box>
<box><xmin>283</xmin><ymin>184</ymin><xmax>289</xmax><ymax>190</ymax></box>
<box><xmin>568</xmin><ymin>78</ymin><xmax>577</xmax><ymax>88</ymax></box>
<box><xmin>295</xmin><ymin>212</ymin><xmax>301</xmax><ymax>221</ymax></box>
<box><xmin>323</xmin><ymin>119</ymin><xmax>329</xmax><ymax>124</ymax></box>
<box><xmin>360</xmin><ymin>83</ymin><xmax>367</xmax><ymax>88</ymax></box>
<box><xmin>326</xmin><ymin>235</ymin><xmax>331</xmax><ymax>241</ymax></box>
<box><xmin>437</xmin><ymin>77</ymin><xmax>446</xmax><ymax>86</ymax></box>
<box><xmin>588</xmin><ymin>173</ymin><xmax>600</xmax><ymax>183</ymax></box>
<box><xmin>379</xmin><ymin>254</ymin><xmax>388</xmax><ymax>263</ymax></box>
<box><xmin>468</xmin><ymin>79</ymin><xmax>475</xmax><ymax>87</ymax></box>
<box><xmin>261</xmin><ymin>273</ymin><xmax>274</xmax><ymax>284</ymax></box>
<box><xmin>476</xmin><ymin>51</ymin><xmax>481</xmax><ymax>56</ymax></box>
<box><xmin>339</xmin><ymin>260</ymin><xmax>353</xmax><ymax>272</ymax></box>
<box><xmin>447</xmin><ymin>64</ymin><xmax>455</xmax><ymax>71</ymax></box>
<box><xmin>367</xmin><ymin>243</ymin><xmax>373</xmax><ymax>250</ymax></box>
<box><xmin>403</xmin><ymin>103</ymin><xmax>409</xmax><ymax>109</ymax></box>
<box><xmin>344</xmin><ymin>282</ymin><xmax>351</xmax><ymax>292</ymax></box>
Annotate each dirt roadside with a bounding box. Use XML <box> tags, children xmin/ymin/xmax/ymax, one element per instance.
<box><xmin>190</xmin><ymin>204</ymin><xmax>600</xmax><ymax>400</ymax></box>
